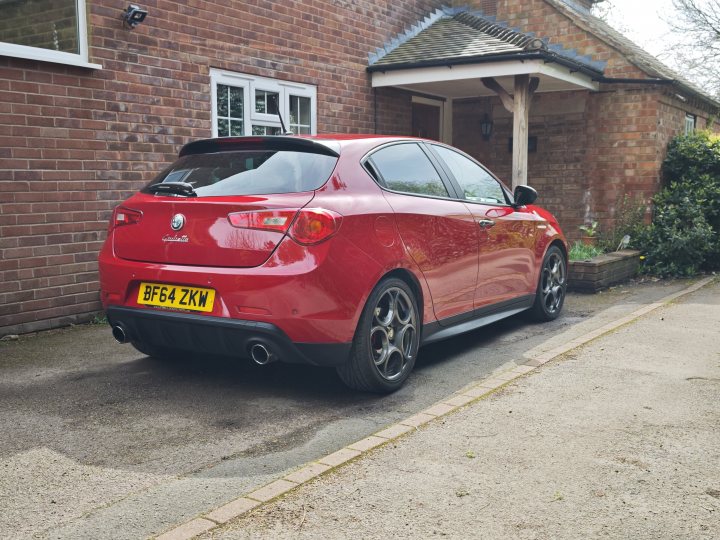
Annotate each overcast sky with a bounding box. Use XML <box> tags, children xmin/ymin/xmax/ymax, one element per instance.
<box><xmin>600</xmin><ymin>0</ymin><xmax>677</xmax><ymax>58</ymax></box>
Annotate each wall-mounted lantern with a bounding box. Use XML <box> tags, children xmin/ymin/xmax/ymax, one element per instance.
<box><xmin>480</xmin><ymin>113</ymin><xmax>494</xmax><ymax>140</ymax></box>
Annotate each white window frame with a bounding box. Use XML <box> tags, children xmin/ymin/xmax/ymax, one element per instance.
<box><xmin>210</xmin><ymin>69</ymin><xmax>317</xmax><ymax>137</ymax></box>
<box><xmin>685</xmin><ymin>113</ymin><xmax>696</xmax><ymax>135</ymax></box>
<box><xmin>0</xmin><ymin>0</ymin><xmax>101</xmax><ymax>69</ymax></box>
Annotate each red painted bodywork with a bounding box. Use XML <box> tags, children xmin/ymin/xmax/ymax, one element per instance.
<box><xmin>99</xmin><ymin>135</ymin><xmax>567</xmax><ymax>346</ymax></box>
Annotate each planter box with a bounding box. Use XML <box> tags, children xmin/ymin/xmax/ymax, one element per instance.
<box><xmin>568</xmin><ymin>250</ymin><xmax>641</xmax><ymax>293</ymax></box>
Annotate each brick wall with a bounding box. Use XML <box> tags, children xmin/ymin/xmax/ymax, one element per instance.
<box><xmin>0</xmin><ymin>0</ymin><xmax>444</xmax><ymax>336</ymax></box>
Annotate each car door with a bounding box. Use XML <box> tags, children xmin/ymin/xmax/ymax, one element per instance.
<box><xmin>429</xmin><ymin>144</ymin><xmax>539</xmax><ymax>309</ymax></box>
<box><xmin>365</xmin><ymin>142</ymin><xmax>479</xmax><ymax>324</ymax></box>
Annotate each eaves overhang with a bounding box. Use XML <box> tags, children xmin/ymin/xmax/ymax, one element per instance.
<box><xmin>367</xmin><ymin>50</ymin><xmax>604</xmax><ymax>80</ymax></box>
<box><xmin>369</xmin><ymin>55</ymin><xmax>602</xmax><ymax>100</ymax></box>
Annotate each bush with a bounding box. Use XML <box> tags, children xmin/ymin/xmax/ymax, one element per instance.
<box><xmin>637</xmin><ymin>132</ymin><xmax>720</xmax><ymax>276</ymax></box>
<box><xmin>662</xmin><ymin>131</ymin><xmax>720</xmax><ymax>182</ymax></box>
<box><xmin>636</xmin><ymin>186</ymin><xmax>715</xmax><ymax>276</ymax></box>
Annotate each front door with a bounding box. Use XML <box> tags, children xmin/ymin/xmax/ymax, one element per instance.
<box><xmin>429</xmin><ymin>144</ymin><xmax>538</xmax><ymax>308</ymax></box>
<box><xmin>411</xmin><ymin>102</ymin><xmax>441</xmax><ymax>141</ymax></box>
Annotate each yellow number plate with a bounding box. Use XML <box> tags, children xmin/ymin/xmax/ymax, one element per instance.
<box><xmin>137</xmin><ymin>282</ymin><xmax>215</xmax><ymax>312</ymax></box>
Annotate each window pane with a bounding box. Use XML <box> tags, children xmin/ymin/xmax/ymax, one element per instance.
<box><xmin>230</xmin><ymin>120</ymin><xmax>244</xmax><ymax>136</ymax></box>
<box><xmin>370</xmin><ymin>144</ymin><xmax>448</xmax><ymax>198</ymax></box>
<box><xmin>216</xmin><ymin>84</ymin><xmax>244</xmax><ymax>136</ymax></box>
<box><xmin>217</xmin><ymin>119</ymin><xmax>229</xmax><ymax>137</ymax></box>
<box><xmin>145</xmin><ymin>150</ymin><xmax>338</xmax><ymax>196</ymax></box>
<box><xmin>433</xmin><ymin>146</ymin><xmax>506</xmax><ymax>204</ymax></box>
<box><xmin>295</xmin><ymin>126</ymin><xmax>311</xmax><ymax>135</ymax></box>
<box><xmin>252</xmin><ymin>125</ymin><xmax>282</xmax><ymax>135</ymax></box>
<box><xmin>290</xmin><ymin>95</ymin><xmax>311</xmax><ymax>126</ymax></box>
<box><xmin>217</xmin><ymin>84</ymin><xmax>229</xmax><ymax>117</ymax></box>
<box><xmin>229</xmin><ymin>87</ymin><xmax>244</xmax><ymax>118</ymax></box>
<box><xmin>255</xmin><ymin>90</ymin><xmax>279</xmax><ymax>114</ymax></box>
<box><xmin>0</xmin><ymin>0</ymin><xmax>79</xmax><ymax>54</ymax></box>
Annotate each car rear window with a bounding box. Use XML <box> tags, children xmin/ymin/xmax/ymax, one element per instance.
<box><xmin>143</xmin><ymin>150</ymin><xmax>338</xmax><ymax>197</ymax></box>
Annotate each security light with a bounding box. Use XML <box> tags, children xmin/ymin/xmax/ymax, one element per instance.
<box><xmin>122</xmin><ymin>5</ymin><xmax>148</xmax><ymax>29</ymax></box>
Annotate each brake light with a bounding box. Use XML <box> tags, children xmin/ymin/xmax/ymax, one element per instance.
<box><xmin>227</xmin><ymin>209</ymin><xmax>299</xmax><ymax>233</ymax></box>
<box><xmin>289</xmin><ymin>208</ymin><xmax>342</xmax><ymax>245</ymax></box>
<box><xmin>112</xmin><ymin>206</ymin><xmax>142</xmax><ymax>229</ymax></box>
<box><xmin>227</xmin><ymin>208</ymin><xmax>342</xmax><ymax>245</ymax></box>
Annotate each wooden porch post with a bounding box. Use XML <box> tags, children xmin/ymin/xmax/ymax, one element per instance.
<box><xmin>482</xmin><ymin>75</ymin><xmax>538</xmax><ymax>190</ymax></box>
<box><xmin>512</xmin><ymin>74</ymin><xmax>530</xmax><ymax>189</ymax></box>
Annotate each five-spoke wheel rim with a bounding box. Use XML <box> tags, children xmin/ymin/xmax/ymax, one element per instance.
<box><xmin>541</xmin><ymin>252</ymin><xmax>566</xmax><ymax>315</ymax></box>
<box><xmin>370</xmin><ymin>287</ymin><xmax>417</xmax><ymax>381</ymax></box>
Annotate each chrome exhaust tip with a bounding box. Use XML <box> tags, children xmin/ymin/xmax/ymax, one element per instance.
<box><xmin>111</xmin><ymin>324</ymin><xmax>129</xmax><ymax>344</ymax></box>
<box><xmin>249</xmin><ymin>343</ymin><xmax>274</xmax><ymax>365</ymax></box>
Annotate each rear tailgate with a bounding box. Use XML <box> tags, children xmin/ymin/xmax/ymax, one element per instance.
<box><xmin>113</xmin><ymin>192</ymin><xmax>314</xmax><ymax>267</ymax></box>
<box><xmin>112</xmin><ymin>136</ymin><xmax>339</xmax><ymax>268</ymax></box>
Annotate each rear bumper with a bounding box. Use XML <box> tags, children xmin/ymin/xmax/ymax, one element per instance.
<box><xmin>106</xmin><ymin>306</ymin><xmax>352</xmax><ymax>367</ymax></box>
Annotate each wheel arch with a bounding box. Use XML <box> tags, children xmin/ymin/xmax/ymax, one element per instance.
<box><xmin>380</xmin><ymin>268</ymin><xmax>425</xmax><ymax>326</ymax></box>
<box><xmin>548</xmin><ymin>238</ymin><xmax>568</xmax><ymax>262</ymax></box>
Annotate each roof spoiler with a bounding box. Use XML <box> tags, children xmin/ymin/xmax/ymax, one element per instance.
<box><xmin>179</xmin><ymin>136</ymin><xmax>341</xmax><ymax>158</ymax></box>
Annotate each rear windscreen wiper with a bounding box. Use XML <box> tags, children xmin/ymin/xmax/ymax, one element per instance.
<box><xmin>147</xmin><ymin>182</ymin><xmax>197</xmax><ymax>197</ymax></box>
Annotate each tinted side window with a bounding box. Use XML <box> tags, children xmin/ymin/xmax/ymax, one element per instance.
<box><xmin>369</xmin><ymin>143</ymin><xmax>449</xmax><ymax>198</ymax></box>
<box><xmin>433</xmin><ymin>146</ymin><xmax>507</xmax><ymax>205</ymax></box>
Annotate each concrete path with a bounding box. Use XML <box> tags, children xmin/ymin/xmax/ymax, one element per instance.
<box><xmin>1</xmin><ymin>279</ymin><xmax>699</xmax><ymax>539</ymax></box>
<box><xmin>197</xmin><ymin>279</ymin><xmax>720</xmax><ymax>539</ymax></box>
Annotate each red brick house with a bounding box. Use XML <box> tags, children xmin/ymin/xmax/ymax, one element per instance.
<box><xmin>1</xmin><ymin>0</ymin><xmax>718</xmax><ymax>336</ymax></box>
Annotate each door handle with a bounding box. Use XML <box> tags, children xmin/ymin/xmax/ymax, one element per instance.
<box><xmin>476</xmin><ymin>219</ymin><xmax>496</xmax><ymax>228</ymax></box>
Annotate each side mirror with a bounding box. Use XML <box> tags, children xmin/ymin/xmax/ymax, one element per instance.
<box><xmin>513</xmin><ymin>185</ymin><xmax>538</xmax><ymax>207</ymax></box>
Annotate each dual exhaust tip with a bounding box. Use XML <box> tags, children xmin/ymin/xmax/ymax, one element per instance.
<box><xmin>249</xmin><ymin>342</ymin><xmax>276</xmax><ymax>365</ymax></box>
<box><xmin>112</xmin><ymin>323</ymin><xmax>277</xmax><ymax>366</ymax></box>
<box><xmin>112</xmin><ymin>324</ymin><xmax>129</xmax><ymax>344</ymax></box>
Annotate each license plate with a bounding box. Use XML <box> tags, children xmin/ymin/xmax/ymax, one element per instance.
<box><xmin>137</xmin><ymin>282</ymin><xmax>215</xmax><ymax>312</ymax></box>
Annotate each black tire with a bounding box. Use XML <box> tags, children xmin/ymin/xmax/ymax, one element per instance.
<box><xmin>529</xmin><ymin>245</ymin><xmax>567</xmax><ymax>322</ymax></box>
<box><xmin>337</xmin><ymin>277</ymin><xmax>420</xmax><ymax>393</ymax></box>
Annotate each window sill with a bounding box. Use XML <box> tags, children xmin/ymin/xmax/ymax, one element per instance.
<box><xmin>0</xmin><ymin>46</ymin><xmax>102</xmax><ymax>70</ymax></box>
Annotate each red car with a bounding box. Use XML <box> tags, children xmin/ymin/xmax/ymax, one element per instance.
<box><xmin>99</xmin><ymin>135</ymin><xmax>567</xmax><ymax>393</ymax></box>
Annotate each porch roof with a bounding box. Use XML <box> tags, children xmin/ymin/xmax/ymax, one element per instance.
<box><xmin>367</xmin><ymin>7</ymin><xmax>604</xmax><ymax>99</ymax></box>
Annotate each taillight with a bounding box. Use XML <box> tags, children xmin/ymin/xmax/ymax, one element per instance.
<box><xmin>289</xmin><ymin>208</ymin><xmax>342</xmax><ymax>245</ymax></box>
<box><xmin>112</xmin><ymin>206</ymin><xmax>142</xmax><ymax>229</ymax></box>
<box><xmin>227</xmin><ymin>208</ymin><xmax>342</xmax><ymax>245</ymax></box>
<box><xmin>227</xmin><ymin>209</ymin><xmax>299</xmax><ymax>233</ymax></box>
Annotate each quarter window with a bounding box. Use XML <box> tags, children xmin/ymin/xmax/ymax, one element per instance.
<box><xmin>369</xmin><ymin>144</ymin><xmax>449</xmax><ymax>198</ymax></box>
<box><xmin>433</xmin><ymin>145</ymin><xmax>507</xmax><ymax>205</ymax></box>
<box><xmin>211</xmin><ymin>70</ymin><xmax>317</xmax><ymax>137</ymax></box>
<box><xmin>0</xmin><ymin>0</ymin><xmax>97</xmax><ymax>69</ymax></box>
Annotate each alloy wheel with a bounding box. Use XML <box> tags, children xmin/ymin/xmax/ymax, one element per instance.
<box><xmin>541</xmin><ymin>251</ymin><xmax>566</xmax><ymax>315</ymax></box>
<box><xmin>369</xmin><ymin>287</ymin><xmax>417</xmax><ymax>381</ymax></box>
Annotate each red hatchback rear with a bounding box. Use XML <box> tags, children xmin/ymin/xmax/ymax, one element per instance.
<box><xmin>100</xmin><ymin>135</ymin><xmax>568</xmax><ymax>393</ymax></box>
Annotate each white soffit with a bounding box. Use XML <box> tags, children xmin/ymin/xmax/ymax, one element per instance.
<box><xmin>371</xmin><ymin>59</ymin><xmax>599</xmax><ymax>98</ymax></box>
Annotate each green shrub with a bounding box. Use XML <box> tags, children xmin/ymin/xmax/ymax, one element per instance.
<box><xmin>636</xmin><ymin>132</ymin><xmax>720</xmax><ymax>277</ymax></box>
<box><xmin>662</xmin><ymin>132</ymin><xmax>720</xmax><ymax>183</ymax></box>
<box><xmin>637</xmin><ymin>186</ymin><xmax>715</xmax><ymax>276</ymax></box>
